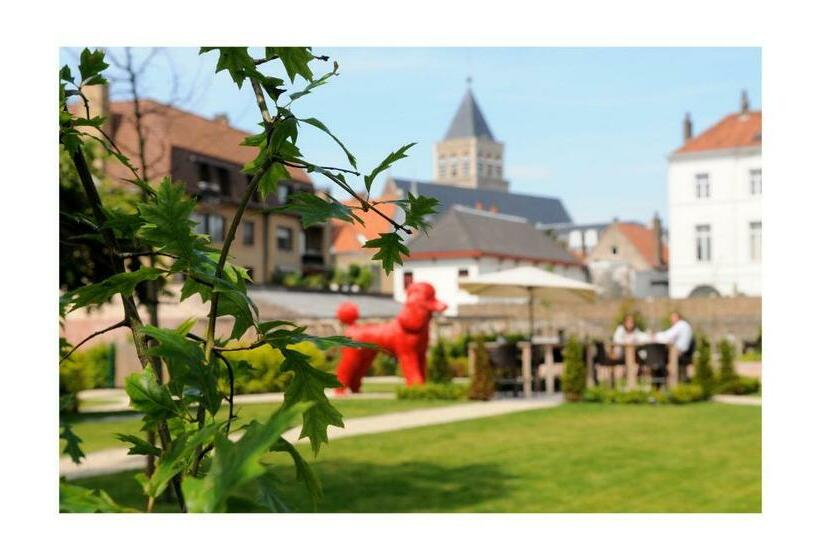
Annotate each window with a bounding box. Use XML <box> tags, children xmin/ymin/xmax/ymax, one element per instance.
<box><xmin>192</xmin><ymin>213</ymin><xmax>206</xmax><ymax>235</ymax></box>
<box><xmin>750</xmin><ymin>168</ymin><xmax>762</xmax><ymax>195</ymax></box>
<box><xmin>197</xmin><ymin>162</ymin><xmax>212</xmax><ymax>186</ymax></box>
<box><xmin>208</xmin><ymin>215</ymin><xmax>225</xmax><ymax>243</ymax></box>
<box><xmin>568</xmin><ymin>230</ymin><xmax>583</xmax><ymax>250</ymax></box>
<box><xmin>438</xmin><ymin>160</ymin><xmax>446</xmax><ymax>177</ymax></box>
<box><xmin>584</xmin><ymin>229</ymin><xmax>598</xmax><ymax>248</ymax></box>
<box><xmin>277</xmin><ymin>226</ymin><xmax>293</xmax><ymax>251</ymax></box>
<box><xmin>695</xmin><ymin>173</ymin><xmax>710</xmax><ymax>198</ymax></box>
<box><xmin>216</xmin><ymin>166</ymin><xmax>231</xmax><ymax>196</ymax></box>
<box><xmin>450</xmin><ymin>163</ymin><xmax>458</xmax><ymax>177</ymax></box>
<box><xmin>192</xmin><ymin>213</ymin><xmax>224</xmax><ymax>242</ymax></box>
<box><xmin>403</xmin><ymin>271</ymin><xmax>414</xmax><ymax>289</ymax></box>
<box><xmin>458</xmin><ymin>268</ymin><xmax>469</xmax><ymax>278</ymax></box>
<box><xmin>242</xmin><ymin>220</ymin><xmax>255</xmax><ymax>246</ymax></box>
<box><xmin>478</xmin><ymin>162</ymin><xmax>484</xmax><ymax>176</ymax></box>
<box><xmin>749</xmin><ymin>221</ymin><xmax>762</xmax><ymax>261</ymax></box>
<box><xmin>461</xmin><ymin>157</ymin><xmax>469</xmax><ymax>175</ymax></box>
<box><xmin>611</xmin><ymin>245</ymin><xmax>618</xmax><ymax>255</ymax></box>
<box><xmin>277</xmin><ymin>184</ymin><xmax>289</xmax><ymax>205</ymax></box>
<box><xmin>695</xmin><ymin>224</ymin><xmax>712</xmax><ymax>262</ymax></box>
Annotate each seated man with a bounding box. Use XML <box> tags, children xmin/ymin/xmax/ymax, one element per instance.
<box><xmin>653</xmin><ymin>311</ymin><xmax>694</xmax><ymax>357</ymax></box>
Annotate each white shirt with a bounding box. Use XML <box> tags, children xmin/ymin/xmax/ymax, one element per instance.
<box><xmin>612</xmin><ymin>325</ymin><xmax>650</xmax><ymax>345</ymax></box>
<box><xmin>654</xmin><ymin>320</ymin><xmax>694</xmax><ymax>353</ymax></box>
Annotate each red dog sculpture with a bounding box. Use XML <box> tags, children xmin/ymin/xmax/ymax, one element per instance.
<box><xmin>335</xmin><ymin>282</ymin><xmax>447</xmax><ymax>393</ymax></box>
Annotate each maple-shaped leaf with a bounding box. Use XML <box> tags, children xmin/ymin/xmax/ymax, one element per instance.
<box><xmin>398</xmin><ymin>193</ymin><xmax>439</xmax><ymax>234</ymax></box>
<box><xmin>282</xmin><ymin>192</ymin><xmax>356</xmax><ymax>228</ymax></box>
<box><xmin>363</xmin><ymin>232</ymin><xmax>410</xmax><ymax>274</ymax></box>
<box><xmin>364</xmin><ymin>143</ymin><xmax>416</xmax><ymax>193</ymax></box>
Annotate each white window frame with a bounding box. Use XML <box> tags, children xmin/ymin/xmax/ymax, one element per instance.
<box><xmin>695</xmin><ymin>173</ymin><xmax>710</xmax><ymax>199</ymax></box>
<box><xmin>749</xmin><ymin>221</ymin><xmax>762</xmax><ymax>261</ymax></box>
<box><xmin>750</xmin><ymin>168</ymin><xmax>762</xmax><ymax>195</ymax></box>
<box><xmin>695</xmin><ymin>224</ymin><xmax>712</xmax><ymax>262</ymax></box>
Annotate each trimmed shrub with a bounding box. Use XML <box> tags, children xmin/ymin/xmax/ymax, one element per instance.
<box><xmin>738</xmin><ymin>349</ymin><xmax>762</xmax><ymax>362</ymax></box>
<box><xmin>562</xmin><ymin>336</ymin><xmax>586</xmax><ymax>402</ymax></box>
<box><xmin>450</xmin><ymin>356</ymin><xmax>469</xmax><ymax>378</ymax></box>
<box><xmin>468</xmin><ymin>340</ymin><xmax>495</xmax><ymax>401</ymax></box>
<box><xmin>226</xmin><ymin>341</ymin><xmax>328</xmax><ymax>394</ymax></box>
<box><xmin>59</xmin><ymin>343</ymin><xmax>114</xmax><ymax>396</ymax></box>
<box><xmin>693</xmin><ymin>334</ymin><xmax>715</xmax><ymax>396</ymax></box>
<box><xmin>717</xmin><ymin>376</ymin><xmax>760</xmax><ymax>395</ymax></box>
<box><xmin>717</xmin><ymin>338</ymin><xmax>738</xmax><ymax>384</ymax></box>
<box><xmin>427</xmin><ymin>339</ymin><xmax>453</xmax><ymax>384</ymax></box>
<box><xmin>396</xmin><ymin>382</ymin><xmax>468</xmax><ymax>401</ymax></box>
<box><xmin>668</xmin><ymin>383</ymin><xmax>706</xmax><ymax>404</ymax></box>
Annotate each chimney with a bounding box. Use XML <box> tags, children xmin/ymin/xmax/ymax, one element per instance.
<box><xmin>683</xmin><ymin>112</ymin><xmax>693</xmax><ymax>141</ymax></box>
<box><xmin>652</xmin><ymin>212</ymin><xmax>664</xmax><ymax>267</ymax></box>
<box><xmin>740</xmin><ymin>90</ymin><xmax>750</xmax><ymax>114</ymax></box>
<box><xmin>213</xmin><ymin>112</ymin><xmax>230</xmax><ymax>126</ymax></box>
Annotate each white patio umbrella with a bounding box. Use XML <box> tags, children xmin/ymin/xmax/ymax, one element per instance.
<box><xmin>459</xmin><ymin>266</ymin><xmax>601</xmax><ymax>338</ymax></box>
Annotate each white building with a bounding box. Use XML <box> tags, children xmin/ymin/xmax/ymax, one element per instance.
<box><xmin>394</xmin><ymin>205</ymin><xmax>587</xmax><ymax>315</ymax></box>
<box><xmin>667</xmin><ymin>93</ymin><xmax>762</xmax><ymax>298</ymax></box>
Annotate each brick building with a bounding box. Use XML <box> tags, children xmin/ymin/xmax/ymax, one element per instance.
<box><xmin>79</xmin><ymin>86</ymin><xmax>331</xmax><ymax>283</ymax></box>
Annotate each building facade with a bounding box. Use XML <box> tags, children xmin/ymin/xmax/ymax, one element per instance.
<box><xmin>79</xmin><ymin>87</ymin><xmax>331</xmax><ymax>283</ymax></box>
<box><xmin>394</xmin><ymin>206</ymin><xmax>586</xmax><ymax>316</ymax></box>
<box><xmin>667</xmin><ymin>93</ymin><xmax>762</xmax><ymax>298</ymax></box>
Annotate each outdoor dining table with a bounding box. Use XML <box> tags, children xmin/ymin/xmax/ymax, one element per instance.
<box><xmin>469</xmin><ymin>340</ymin><xmax>683</xmax><ymax>399</ymax></box>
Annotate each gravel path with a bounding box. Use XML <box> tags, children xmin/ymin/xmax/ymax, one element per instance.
<box><xmin>60</xmin><ymin>395</ymin><xmax>563</xmax><ymax>480</ymax></box>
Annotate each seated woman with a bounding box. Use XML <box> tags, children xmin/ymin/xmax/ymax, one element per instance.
<box><xmin>612</xmin><ymin>314</ymin><xmax>649</xmax><ymax>358</ymax></box>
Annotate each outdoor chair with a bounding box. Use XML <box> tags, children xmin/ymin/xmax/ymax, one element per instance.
<box><xmin>490</xmin><ymin>343</ymin><xmax>522</xmax><ymax>397</ymax></box>
<box><xmin>637</xmin><ymin>343</ymin><xmax>668</xmax><ymax>388</ymax></box>
<box><xmin>593</xmin><ymin>340</ymin><xmax>624</xmax><ymax>388</ymax></box>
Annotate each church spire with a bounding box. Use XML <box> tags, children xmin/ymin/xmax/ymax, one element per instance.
<box><xmin>444</xmin><ymin>83</ymin><xmax>495</xmax><ymax>141</ymax></box>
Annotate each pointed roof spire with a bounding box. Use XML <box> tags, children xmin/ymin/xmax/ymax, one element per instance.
<box><xmin>444</xmin><ymin>83</ymin><xmax>495</xmax><ymax>141</ymax></box>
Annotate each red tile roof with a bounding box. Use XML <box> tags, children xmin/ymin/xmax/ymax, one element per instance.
<box><xmin>617</xmin><ymin>222</ymin><xmax>668</xmax><ymax>268</ymax></box>
<box><xmin>331</xmin><ymin>197</ymin><xmax>399</xmax><ymax>254</ymax></box>
<box><xmin>675</xmin><ymin>111</ymin><xmax>762</xmax><ymax>155</ymax></box>
<box><xmin>85</xmin><ymin>99</ymin><xmax>311</xmax><ymax>184</ymax></box>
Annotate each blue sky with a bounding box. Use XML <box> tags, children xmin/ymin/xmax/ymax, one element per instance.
<box><xmin>61</xmin><ymin>47</ymin><xmax>760</xmax><ymax>224</ymax></box>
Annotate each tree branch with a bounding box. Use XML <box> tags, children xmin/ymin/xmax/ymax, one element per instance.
<box><xmin>60</xmin><ymin>319</ymin><xmax>128</xmax><ymax>364</ymax></box>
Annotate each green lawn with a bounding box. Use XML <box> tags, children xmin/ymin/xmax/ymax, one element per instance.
<box><xmin>62</xmin><ymin>398</ymin><xmax>454</xmax><ymax>455</ymax></box>
<box><xmin>69</xmin><ymin>402</ymin><xmax>760</xmax><ymax>513</ymax></box>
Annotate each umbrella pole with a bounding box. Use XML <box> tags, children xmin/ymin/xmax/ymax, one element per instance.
<box><xmin>528</xmin><ymin>287</ymin><xmax>534</xmax><ymax>340</ymax></box>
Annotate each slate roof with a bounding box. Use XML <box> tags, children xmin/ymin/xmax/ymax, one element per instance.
<box><xmin>674</xmin><ymin>111</ymin><xmax>762</xmax><ymax>155</ymax></box>
<box><xmin>391</xmin><ymin>178</ymin><xmax>572</xmax><ymax>225</ymax></box>
<box><xmin>407</xmin><ymin>205</ymin><xmax>581</xmax><ymax>265</ymax></box>
<box><xmin>444</xmin><ymin>89</ymin><xmax>495</xmax><ymax>140</ymax></box>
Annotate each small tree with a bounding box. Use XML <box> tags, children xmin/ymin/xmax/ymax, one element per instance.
<box><xmin>427</xmin><ymin>339</ymin><xmax>452</xmax><ymax>384</ymax></box>
<box><xmin>694</xmin><ymin>334</ymin><xmax>715</xmax><ymax>395</ymax></box>
<box><xmin>717</xmin><ymin>338</ymin><xmax>738</xmax><ymax>384</ymax></box>
<box><xmin>562</xmin><ymin>336</ymin><xmax>586</xmax><ymax>402</ymax></box>
<box><xmin>468</xmin><ymin>340</ymin><xmax>495</xmax><ymax>400</ymax></box>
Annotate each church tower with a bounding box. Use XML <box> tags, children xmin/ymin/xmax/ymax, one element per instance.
<box><xmin>433</xmin><ymin>81</ymin><xmax>509</xmax><ymax>192</ymax></box>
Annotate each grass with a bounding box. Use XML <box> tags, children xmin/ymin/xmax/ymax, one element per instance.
<box><xmin>62</xmin><ymin>398</ymin><xmax>455</xmax><ymax>455</ymax></box>
<box><xmin>70</xmin><ymin>402</ymin><xmax>760</xmax><ymax>513</ymax></box>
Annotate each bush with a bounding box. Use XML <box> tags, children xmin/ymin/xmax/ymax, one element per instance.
<box><xmin>59</xmin><ymin>343</ymin><xmax>114</xmax><ymax>396</ymax></box>
<box><xmin>717</xmin><ymin>338</ymin><xmax>738</xmax><ymax>384</ymax></box>
<box><xmin>450</xmin><ymin>356</ymin><xmax>469</xmax><ymax>378</ymax></box>
<box><xmin>668</xmin><ymin>383</ymin><xmax>706</xmax><ymax>404</ymax></box>
<box><xmin>694</xmin><ymin>334</ymin><xmax>715</xmax><ymax>396</ymax></box>
<box><xmin>716</xmin><ymin>376</ymin><xmax>760</xmax><ymax>395</ymax></box>
<box><xmin>468</xmin><ymin>340</ymin><xmax>495</xmax><ymax>401</ymax></box>
<box><xmin>369</xmin><ymin>352</ymin><xmax>397</xmax><ymax>376</ymax></box>
<box><xmin>427</xmin><ymin>339</ymin><xmax>453</xmax><ymax>384</ymax></box>
<box><xmin>738</xmin><ymin>349</ymin><xmax>762</xmax><ymax>362</ymax></box>
<box><xmin>226</xmin><ymin>341</ymin><xmax>328</xmax><ymax>394</ymax></box>
<box><xmin>562</xmin><ymin>336</ymin><xmax>587</xmax><ymax>402</ymax></box>
<box><xmin>396</xmin><ymin>382</ymin><xmax>468</xmax><ymax>401</ymax></box>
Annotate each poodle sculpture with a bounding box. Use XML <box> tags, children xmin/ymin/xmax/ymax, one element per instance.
<box><xmin>335</xmin><ymin>282</ymin><xmax>447</xmax><ymax>393</ymax></box>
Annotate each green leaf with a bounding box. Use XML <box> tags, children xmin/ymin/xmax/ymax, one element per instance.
<box><xmin>60</xmin><ymin>267</ymin><xmax>164</xmax><ymax>314</ymax></box>
<box><xmin>299</xmin><ymin>115</ymin><xmax>356</xmax><ymax>168</ymax></box>
<box><xmin>78</xmin><ymin>48</ymin><xmax>108</xmax><ymax>84</ymax></box>
<box><xmin>60</xmin><ymin>423</ymin><xmax>85</xmax><ymax>465</ymax></box>
<box><xmin>282</xmin><ymin>192</ymin><xmax>355</xmax><ymax>228</ymax></box>
<box><xmin>398</xmin><ymin>193</ymin><xmax>439</xmax><ymax>234</ymax></box>
<box><xmin>182</xmin><ymin>403</ymin><xmax>311</xmax><ymax>513</ymax></box>
<box><xmin>363</xmin><ymin>232</ymin><xmax>410</xmax><ymax>274</ymax></box>
<box><xmin>114</xmin><ymin>433</ymin><xmax>161</xmax><ymax>457</ymax></box>
<box><xmin>364</xmin><ymin>142</ymin><xmax>416</xmax><ymax>193</ymax></box>
<box><xmin>257</xmin><ymin>162</ymin><xmax>291</xmax><ymax>198</ymax></box>
<box><xmin>267</xmin><ymin>47</ymin><xmax>314</xmax><ymax>82</ymax></box>
<box><xmin>124</xmin><ymin>366</ymin><xmax>183</xmax><ymax>427</ymax></box>
<box><xmin>282</xmin><ymin>349</ymin><xmax>343</xmax><ymax>455</ymax></box>
<box><xmin>256</xmin><ymin>472</ymin><xmax>290</xmax><ymax>512</ymax></box>
<box><xmin>289</xmin><ymin>61</ymin><xmax>339</xmax><ymax>103</ymax></box>
<box><xmin>271</xmin><ymin>437</ymin><xmax>322</xmax><ymax>508</ymax></box>
<box><xmin>200</xmin><ymin>47</ymin><xmax>256</xmax><ymax>87</ymax></box>
<box><xmin>60</xmin><ymin>482</ymin><xmax>137</xmax><ymax>513</ymax></box>
<box><xmin>60</xmin><ymin>65</ymin><xmax>74</xmax><ymax>83</ymax></box>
